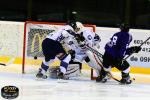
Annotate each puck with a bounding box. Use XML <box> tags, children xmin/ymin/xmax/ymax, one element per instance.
<box><xmin>34</xmin><ymin>56</ymin><xmax>37</xmax><ymax>60</ymax></box>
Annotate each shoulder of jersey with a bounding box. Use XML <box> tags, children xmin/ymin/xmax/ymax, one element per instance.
<box><xmin>64</xmin><ymin>25</ymin><xmax>74</xmax><ymax>31</ymax></box>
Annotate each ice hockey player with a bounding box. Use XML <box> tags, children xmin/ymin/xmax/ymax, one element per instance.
<box><xmin>36</xmin><ymin>22</ymin><xmax>78</xmax><ymax>79</ymax></box>
<box><xmin>66</xmin><ymin>21</ymin><xmax>102</xmax><ymax>77</ymax></box>
<box><xmin>96</xmin><ymin>23</ymin><xmax>141</xmax><ymax>84</ymax></box>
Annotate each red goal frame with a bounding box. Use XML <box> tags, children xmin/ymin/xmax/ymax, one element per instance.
<box><xmin>23</xmin><ymin>21</ymin><xmax>96</xmax><ymax>80</ymax></box>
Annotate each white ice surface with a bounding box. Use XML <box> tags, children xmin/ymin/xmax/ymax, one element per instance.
<box><xmin>0</xmin><ymin>72</ymin><xmax>150</xmax><ymax>100</ymax></box>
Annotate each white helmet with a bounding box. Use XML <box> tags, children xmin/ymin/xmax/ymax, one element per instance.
<box><xmin>75</xmin><ymin>22</ymin><xmax>84</xmax><ymax>34</ymax></box>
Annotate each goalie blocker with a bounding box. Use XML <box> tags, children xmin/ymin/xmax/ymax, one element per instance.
<box><xmin>49</xmin><ymin>62</ymin><xmax>81</xmax><ymax>79</ymax></box>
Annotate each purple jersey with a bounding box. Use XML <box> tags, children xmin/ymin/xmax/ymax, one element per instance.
<box><xmin>105</xmin><ymin>32</ymin><xmax>132</xmax><ymax>59</ymax></box>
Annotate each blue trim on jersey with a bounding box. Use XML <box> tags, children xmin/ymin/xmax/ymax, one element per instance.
<box><xmin>60</xmin><ymin>61</ymin><xmax>68</xmax><ymax>69</ymax></box>
<box><xmin>41</xmin><ymin>62</ymin><xmax>49</xmax><ymax>71</ymax></box>
<box><xmin>66</xmin><ymin>30</ymin><xmax>76</xmax><ymax>36</ymax></box>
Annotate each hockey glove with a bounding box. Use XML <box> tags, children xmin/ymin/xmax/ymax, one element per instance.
<box><xmin>68</xmin><ymin>50</ymin><xmax>75</xmax><ymax>59</ymax></box>
<box><xmin>126</xmin><ymin>46</ymin><xmax>141</xmax><ymax>55</ymax></box>
<box><xmin>78</xmin><ymin>41</ymin><xmax>87</xmax><ymax>50</ymax></box>
<box><xmin>133</xmin><ymin>46</ymin><xmax>142</xmax><ymax>53</ymax></box>
<box><xmin>75</xmin><ymin>33</ymin><xmax>85</xmax><ymax>43</ymax></box>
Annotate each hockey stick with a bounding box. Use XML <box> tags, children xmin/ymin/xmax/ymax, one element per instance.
<box><xmin>86</xmin><ymin>45</ymin><xmax>137</xmax><ymax>83</ymax></box>
<box><xmin>86</xmin><ymin>45</ymin><xmax>103</xmax><ymax>58</ymax></box>
<box><xmin>107</xmin><ymin>72</ymin><xmax>135</xmax><ymax>83</ymax></box>
<box><xmin>0</xmin><ymin>58</ymin><xmax>15</xmax><ymax>66</ymax></box>
<box><xmin>124</xmin><ymin>37</ymin><xmax>150</xmax><ymax>60</ymax></box>
<box><xmin>0</xmin><ymin>63</ymin><xmax>6</xmax><ymax>66</ymax></box>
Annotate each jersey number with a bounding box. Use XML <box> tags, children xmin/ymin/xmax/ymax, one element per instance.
<box><xmin>110</xmin><ymin>36</ymin><xmax>118</xmax><ymax>46</ymax></box>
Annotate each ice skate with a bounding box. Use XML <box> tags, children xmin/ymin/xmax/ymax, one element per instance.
<box><xmin>120</xmin><ymin>72</ymin><xmax>132</xmax><ymax>84</ymax></box>
<box><xmin>36</xmin><ymin>68</ymin><xmax>47</xmax><ymax>79</ymax></box>
<box><xmin>96</xmin><ymin>69</ymin><xmax>108</xmax><ymax>83</ymax></box>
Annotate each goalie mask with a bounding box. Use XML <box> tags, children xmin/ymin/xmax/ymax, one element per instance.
<box><xmin>68</xmin><ymin>21</ymin><xmax>77</xmax><ymax>30</ymax></box>
<box><xmin>75</xmin><ymin>22</ymin><xmax>84</xmax><ymax>34</ymax></box>
<box><xmin>119</xmin><ymin>23</ymin><xmax>130</xmax><ymax>32</ymax></box>
<box><xmin>68</xmin><ymin>21</ymin><xmax>84</xmax><ymax>34</ymax></box>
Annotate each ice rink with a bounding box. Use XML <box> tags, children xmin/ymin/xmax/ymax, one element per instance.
<box><xmin>0</xmin><ymin>64</ymin><xmax>150</xmax><ymax>100</ymax></box>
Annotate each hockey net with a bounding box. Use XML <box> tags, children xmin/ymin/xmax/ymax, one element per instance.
<box><xmin>23</xmin><ymin>21</ymin><xmax>97</xmax><ymax>80</ymax></box>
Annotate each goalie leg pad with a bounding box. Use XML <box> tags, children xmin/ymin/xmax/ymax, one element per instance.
<box><xmin>49</xmin><ymin>67</ymin><xmax>60</xmax><ymax>79</ymax></box>
<box><xmin>65</xmin><ymin>63</ymin><xmax>80</xmax><ymax>78</ymax></box>
<box><xmin>49</xmin><ymin>63</ymin><xmax>80</xmax><ymax>79</ymax></box>
<box><xmin>86</xmin><ymin>50</ymin><xmax>102</xmax><ymax>76</ymax></box>
<box><xmin>69</xmin><ymin>60</ymin><xmax>82</xmax><ymax>70</ymax></box>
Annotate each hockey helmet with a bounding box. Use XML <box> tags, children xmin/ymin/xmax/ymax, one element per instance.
<box><xmin>68</xmin><ymin>21</ymin><xmax>77</xmax><ymax>30</ymax></box>
<box><xmin>119</xmin><ymin>23</ymin><xmax>130</xmax><ymax>32</ymax></box>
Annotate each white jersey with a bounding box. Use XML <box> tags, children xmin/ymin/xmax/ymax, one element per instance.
<box><xmin>64</xmin><ymin>28</ymin><xmax>100</xmax><ymax>62</ymax></box>
<box><xmin>65</xmin><ymin>28</ymin><xmax>98</xmax><ymax>51</ymax></box>
<box><xmin>47</xmin><ymin>25</ymin><xmax>74</xmax><ymax>42</ymax></box>
<box><xmin>81</xmin><ymin>28</ymin><xmax>97</xmax><ymax>47</ymax></box>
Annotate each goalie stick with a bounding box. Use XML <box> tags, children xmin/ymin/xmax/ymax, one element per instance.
<box><xmin>124</xmin><ymin>37</ymin><xmax>150</xmax><ymax>60</ymax></box>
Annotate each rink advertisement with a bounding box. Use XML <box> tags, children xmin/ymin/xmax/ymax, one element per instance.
<box><xmin>26</xmin><ymin>23</ymin><xmax>61</xmax><ymax>58</ymax></box>
<box><xmin>0</xmin><ymin>21</ymin><xmax>149</xmax><ymax>74</ymax></box>
<box><xmin>96</xmin><ymin>27</ymin><xmax>150</xmax><ymax>68</ymax></box>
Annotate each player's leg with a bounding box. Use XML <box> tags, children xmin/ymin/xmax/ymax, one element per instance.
<box><xmin>96</xmin><ymin>52</ymin><xmax>112</xmax><ymax>82</ymax></box>
<box><xmin>114</xmin><ymin>60</ymin><xmax>132</xmax><ymax>84</ymax></box>
<box><xmin>36</xmin><ymin>38</ymin><xmax>56</xmax><ymax>79</ymax></box>
<box><xmin>56</xmin><ymin>42</ymin><xmax>72</xmax><ymax>79</ymax></box>
<box><xmin>57</xmin><ymin>53</ymin><xmax>71</xmax><ymax>79</ymax></box>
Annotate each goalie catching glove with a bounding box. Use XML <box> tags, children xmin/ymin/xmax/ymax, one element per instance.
<box><xmin>126</xmin><ymin>46</ymin><xmax>141</xmax><ymax>55</ymax></box>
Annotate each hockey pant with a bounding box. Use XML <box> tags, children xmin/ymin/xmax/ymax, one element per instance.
<box><xmin>41</xmin><ymin>38</ymin><xmax>71</xmax><ymax>74</ymax></box>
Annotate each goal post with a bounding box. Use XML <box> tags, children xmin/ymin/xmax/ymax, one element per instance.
<box><xmin>23</xmin><ymin>21</ymin><xmax>97</xmax><ymax>79</ymax></box>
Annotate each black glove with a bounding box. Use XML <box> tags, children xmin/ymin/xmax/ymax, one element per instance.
<box><xmin>133</xmin><ymin>46</ymin><xmax>142</xmax><ymax>53</ymax></box>
<box><xmin>68</xmin><ymin>50</ymin><xmax>75</xmax><ymax>59</ymax></box>
<box><xmin>75</xmin><ymin>33</ymin><xmax>85</xmax><ymax>42</ymax></box>
<box><xmin>126</xmin><ymin>46</ymin><xmax>142</xmax><ymax>55</ymax></box>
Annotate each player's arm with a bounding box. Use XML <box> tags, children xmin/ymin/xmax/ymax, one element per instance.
<box><xmin>125</xmin><ymin>35</ymin><xmax>141</xmax><ymax>55</ymax></box>
<box><xmin>126</xmin><ymin>46</ymin><xmax>141</xmax><ymax>55</ymax></box>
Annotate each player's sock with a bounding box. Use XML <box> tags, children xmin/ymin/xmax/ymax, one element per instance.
<box><xmin>57</xmin><ymin>62</ymin><xmax>68</xmax><ymax>79</ymax></box>
<box><xmin>36</xmin><ymin>63</ymin><xmax>48</xmax><ymax>79</ymax></box>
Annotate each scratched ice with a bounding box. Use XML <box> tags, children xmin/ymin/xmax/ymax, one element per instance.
<box><xmin>0</xmin><ymin>72</ymin><xmax>150</xmax><ymax>100</ymax></box>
